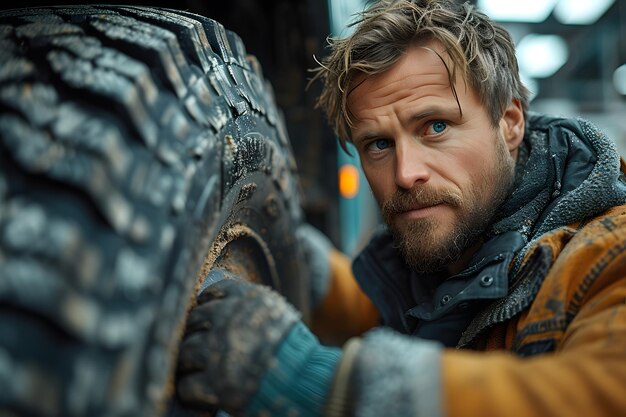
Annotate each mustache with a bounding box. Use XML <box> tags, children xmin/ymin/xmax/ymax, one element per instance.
<box><xmin>381</xmin><ymin>187</ymin><xmax>462</xmax><ymax>216</ymax></box>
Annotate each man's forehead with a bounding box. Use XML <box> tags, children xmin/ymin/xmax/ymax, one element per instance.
<box><xmin>348</xmin><ymin>48</ymin><xmax>465</xmax><ymax>119</ymax></box>
<box><xmin>347</xmin><ymin>41</ymin><xmax>460</xmax><ymax>104</ymax></box>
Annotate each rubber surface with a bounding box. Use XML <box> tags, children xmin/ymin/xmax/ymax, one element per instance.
<box><xmin>0</xmin><ymin>5</ymin><xmax>307</xmax><ymax>417</ymax></box>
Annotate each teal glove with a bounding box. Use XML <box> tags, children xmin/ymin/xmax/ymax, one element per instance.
<box><xmin>176</xmin><ymin>271</ymin><xmax>341</xmax><ymax>417</ymax></box>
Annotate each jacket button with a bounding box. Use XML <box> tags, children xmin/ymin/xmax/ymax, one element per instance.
<box><xmin>440</xmin><ymin>294</ymin><xmax>452</xmax><ymax>306</ymax></box>
<box><xmin>480</xmin><ymin>275</ymin><xmax>494</xmax><ymax>287</ymax></box>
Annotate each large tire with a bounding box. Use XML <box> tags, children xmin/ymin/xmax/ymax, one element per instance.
<box><xmin>0</xmin><ymin>5</ymin><xmax>309</xmax><ymax>417</ymax></box>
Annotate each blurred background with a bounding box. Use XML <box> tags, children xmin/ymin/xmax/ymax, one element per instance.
<box><xmin>3</xmin><ymin>0</ymin><xmax>626</xmax><ymax>256</ymax></box>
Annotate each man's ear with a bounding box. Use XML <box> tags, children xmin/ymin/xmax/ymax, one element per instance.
<box><xmin>499</xmin><ymin>99</ymin><xmax>525</xmax><ymax>153</ymax></box>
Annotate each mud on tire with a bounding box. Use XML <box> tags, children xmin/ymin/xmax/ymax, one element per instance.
<box><xmin>0</xmin><ymin>5</ymin><xmax>309</xmax><ymax>417</ymax></box>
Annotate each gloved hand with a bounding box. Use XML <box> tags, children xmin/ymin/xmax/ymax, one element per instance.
<box><xmin>176</xmin><ymin>270</ymin><xmax>341</xmax><ymax>417</ymax></box>
<box><xmin>296</xmin><ymin>224</ymin><xmax>333</xmax><ymax>308</ymax></box>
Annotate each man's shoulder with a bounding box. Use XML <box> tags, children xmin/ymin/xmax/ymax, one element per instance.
<box><xmin>506</xmin><ymin>204</ymin><xmax>626</xmax><ymax>353</ymax></box>
<box><xmin>581</xmin><ymin>204</ymin><xmax>626</xmax><ymax>231</ymax></box>
<box><xmin>532</xmin><ymin>204</ymin><xmax>626</xmax><ymax>289</ymax></box>
<box><xmin>549</xmin><ymin>204</ymin><xmax>626</xmax><ymax>251</ymax></box>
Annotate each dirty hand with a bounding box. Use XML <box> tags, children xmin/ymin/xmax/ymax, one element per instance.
<box><xmin>176</xmin><ymin>271</ymin><xmax>341</xmax><ymax>417</ymax></box>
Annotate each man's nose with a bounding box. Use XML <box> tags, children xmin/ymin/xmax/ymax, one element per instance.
<box><xmin>395</xmin><ymin>141</ymin><xmax>430</xmax><ymax>190</ymax></box>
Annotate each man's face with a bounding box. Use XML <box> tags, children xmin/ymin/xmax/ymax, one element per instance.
<box><xmin>347</xmin><ymin>41</ymin><xmax>522</xmax><ymax>274</ymax></box>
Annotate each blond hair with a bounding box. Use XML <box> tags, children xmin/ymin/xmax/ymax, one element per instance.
<box><xmin>311</xmin><ymin>0</ymin><xmax>530</xmax><ymax>149</ymax></box>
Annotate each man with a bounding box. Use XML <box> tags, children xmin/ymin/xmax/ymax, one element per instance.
<box><xmin>176</xmin><ymin>1</ymin><xmax>626</xmax><ymax>416</ymax></box>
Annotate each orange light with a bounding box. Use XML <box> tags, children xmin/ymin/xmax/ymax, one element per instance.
<box><xmin>339</xmin><ymin>164</ymin><xmax>359</xmax><ymax>199</ymax></box>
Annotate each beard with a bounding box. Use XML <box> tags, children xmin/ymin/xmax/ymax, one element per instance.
<box><xmin>381</xmin><ymin>134</ymin><xmax>515</xmax><ymax>274</ymax></box>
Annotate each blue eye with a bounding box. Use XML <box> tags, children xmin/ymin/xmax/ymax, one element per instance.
<box><xmin>431</xmin><ymin>121</ymin><xmax>447</xmax><ymax>134</ymax></box>
<box><xmin>372</xmin><ymin>139</ymin><xmax>390</xmax><ymax>150</ymax></box>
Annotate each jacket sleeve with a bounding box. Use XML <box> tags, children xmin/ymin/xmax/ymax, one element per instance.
<box><xmin>311</xmin><ymin>249</ymin><xmax>379</xmax><ymax>345</ymax></box>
